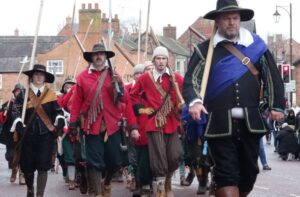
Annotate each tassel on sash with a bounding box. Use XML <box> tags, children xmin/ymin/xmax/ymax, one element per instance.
<box><xmin>87</xmin><ymin>70</ymin><xmax>108</xmax><ymax>129</ymax></box>
<box><xmin>88</xmin><ymin>95</ymin><xmax>104</xmax><ymax>129</ymax></box>
<box><xmin>148</xmin><ymin>72</ymin><xmax>174</xmax><ymax>128</ymax></box>
<box><xmin>155</xmin><ymin>95</ymin><xmax>173</xmax><ymax>128</ymax></box>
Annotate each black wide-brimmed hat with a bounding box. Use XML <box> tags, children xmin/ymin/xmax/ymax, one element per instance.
<box><xmin>83</xmin><ymin>43</ymin><xmax>115</xmax><ymax>63</ymax></box>
<box><xmin>204</xmin><ymin>0</ymin><xmax>254</xmax><ymax>21</ymax></box>
<box><xmin>23</xmin><ymin>64</ymin><xmax>55</xmax><ymax>83</ymax></box>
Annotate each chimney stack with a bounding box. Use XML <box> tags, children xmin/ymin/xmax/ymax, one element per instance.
<box><xmin>79</xmin><ymin>2</ymin><xmax>101</xmax><ymax>33</ymax></box>
<box><xmin>66</xmin><ymin>16</ymin><xmax>72</xmax><ymax>25</ymax></box>
<box><xmin>14</xmin><ymin>28</ymin><xmax>19</xmax><ymax>36</ymax></box>
<box><xmin>163</xmin><ymin>24</ymin><xmax>176</xmax><ymax>40</ymax></box>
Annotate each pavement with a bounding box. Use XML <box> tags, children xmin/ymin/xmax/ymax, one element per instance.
<box><xmin>0</xmin><ymin>138</ymin><xmax>299</xmax><ymax>197</ymax></box>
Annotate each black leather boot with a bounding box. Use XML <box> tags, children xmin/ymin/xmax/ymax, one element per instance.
<box><xmin>196</xmin><ymin>176</ymin><xmax>207</xmax><ymax>195</ymax></box>
<box><xmin>25</xmin><ymin>173</ymin><xmax>34</xmax><ymax>197</ymax></box>
<box><xmin>87</xmin><ymin>167</ymin><xmax>95</xmax><ymax>195</ymax></box>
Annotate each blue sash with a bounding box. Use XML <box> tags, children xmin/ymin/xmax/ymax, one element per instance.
<box><xmin>205</xmin><ymin>34</ymin><xmax>268</xmax><ymax>102</ymax></box>
<box><xmin>181</xmin><ymin>105</ymin><xmax>207</xmax><ymax>140</ymax></box>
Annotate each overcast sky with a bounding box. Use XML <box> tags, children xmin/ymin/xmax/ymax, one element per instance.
<box><xmin>0</xmin><ymin>0</ymin><xmax>299</xmax><ymax>43</ymax></box>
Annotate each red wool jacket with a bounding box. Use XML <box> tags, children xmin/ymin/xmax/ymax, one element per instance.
<box><xmin>70</xmin><ymin>68</ymin><xmax>136</xmax><ymax>136</ymax></box>
<box><xmin>120</xmin><ymin>87</ymin><xmax>138</xmax><ymax>132</ymax></box>
<box><xmin>57</xmin><ymin>85</ymin><xmax>76</xmax><ymax>113</ymax></box>
<box><xmin>130</xmin><ymin>71</ymin><xmax>183</xmax><ymax>134</ymax></box>
<box><xmin>126</xmin><ymin>82</ymin><xmax>148</xmax><ymax>145</ymax></box>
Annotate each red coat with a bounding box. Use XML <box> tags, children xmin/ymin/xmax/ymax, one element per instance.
<box><xmin>130</xmin><ymin>71</ymin><xmax>183</xmax><ymax>134</ymax></box>
<box><xmin>126</xmin><ymin>82</ymin><xmax>148</xmax><ymax>145</ymax></box>
<box><xmin>120</xmin><ymin>86</ymin><xmax>137</xmax><ymax>131</ymax></box>
<box><xmin>70</xmin><ymin>69</ymin><xmax>136</xmax><ymax>136</ymax></box>
<box><xmin>57</xmin><ymin>85</ymin><xmax>75</xmax><ymax>113</ymax></box>
<box><xmin>0</xmin><ymin>111</ymin><xmax>6</xmax><ymax>124</ymax></box>
<box><xmin>125</xmin><ymin>82</ymin><xmax>133</xmax><ymax>93</ymax></box>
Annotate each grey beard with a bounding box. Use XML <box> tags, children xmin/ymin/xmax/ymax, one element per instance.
<box><xmin>224</xmin><ymin>32</ymin><xmax>238</xmax><ymax>40</ymax></box>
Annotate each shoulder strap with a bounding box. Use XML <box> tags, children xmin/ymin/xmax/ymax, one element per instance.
<box><xmin>223</xmin><ymin>43</ymin><xmax>259</xmax><ymax>83</ymax></box>
<box><xmin>89</xmin><ymin>69</ymin><xmax>108</xmax><ymax>112</ymax></box>
<box><xmin>87</xmin><ymin>69</ymin><xmax>108</xmax><ymax>128</ymax></box>
<box><xmin>148</xmin><ymin>72</ymin><xmax>173</xmax><ymax>118</ymax></box>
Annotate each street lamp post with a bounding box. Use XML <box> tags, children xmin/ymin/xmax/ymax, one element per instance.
<box><xmin>273</xmin><ymin>3</ymin><xmax>293</xmax><ymax>108</ymax></box>
<box><xmin>273</xmin><ymin>3</ymin><xmax>292</xmax><ymax>68</ymax></box>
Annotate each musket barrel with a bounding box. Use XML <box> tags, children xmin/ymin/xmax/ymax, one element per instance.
<box><xmin>4</xmin><ymin>56</ymin><xmax>29</xmax><ymax>117</ymax></box>
<box><xmin>114</xmin><ymin>43</ymin><xmax>135</xmax><ymax>67</ymax></box>
<box><xmin>189</xmin><ymin>26</ymin><xmax>207</xmax><ymax>40</ymax></box>
<box><xmin>102</xmin><ymin>37</ymin><xmax>123</xmax><ymax>104</ymax></box>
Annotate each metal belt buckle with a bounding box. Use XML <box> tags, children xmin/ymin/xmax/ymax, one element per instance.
<box><xmin>242</xmin><ymin>57</ymin><xmax>250</xmax><ymax>65</ymax></box>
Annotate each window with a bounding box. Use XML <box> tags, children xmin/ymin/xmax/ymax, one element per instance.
<box><xmin>176</xmin><ymin>61</ymin><xmax>181</xmax><ymax>72</ymax></box>
<box><xmin>175</xmin><ymin>58</ymin><xmax>185</xmax><ymax>76</ymax></box>
<box><xmin>47</xmin><ymin>60</ymin><xmax>64</xmax><ymax>75</ymax></box>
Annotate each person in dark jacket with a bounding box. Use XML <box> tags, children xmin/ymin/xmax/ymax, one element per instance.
<box><xmin>181</xmin><ymin>106</ymin><xmax>211</xmax><ymax>195</ymax></box>
<box><xmin>57</xmin><ymin>77</ymin><xmax>79</xmax><ymax>190</ymax></box>
<box><xmin>182</xmin><ymin>0</ymin><xmax>285</xmax><ymax>196</ymax></box>
<box><xmin>0</xmin><ymin>84</ymin><xmax>26</xmax><ymax>185</ymax></box>
<box><xmin>15</xmin><ymin>64</ymin><xmax>65</xmax><ymax>197</ymax></box>
<box><xmin>276</xmin><ymin>123</ymin><xmax>298</xmax><ymax>160</ymax></box>
<box><xmin>285</xmin><ymin>109</ymin><xmax>296</xmax><ymax>126</ymax></box>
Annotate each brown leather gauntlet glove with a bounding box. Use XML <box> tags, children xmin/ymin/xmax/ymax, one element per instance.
<box><xmin>138</xmin><ymin>107</ymin><xmax>155</xmax><ymax>115</ymax></box>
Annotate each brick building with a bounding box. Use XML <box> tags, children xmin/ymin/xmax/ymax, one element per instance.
<box><xmin>178</xmin><ymin>17</ymin><xmax>256</xmax><ymax>57</ymax></box>
<box><xmin>267</xmin><ymin>34</ymin><xmax>300</xmax><ymax>106</ymax></box>
<box><xmin>267</xmin><ymin>34</ymin><xmax>300</xmax><ymax>81</ymax></box>
<box><xmin>178</xmin><ymin>16</ymin><xmax>214</xmax><ymax>56</ymax></box>
<box><xmin>292</xmin><ymin>59</ymin><xmax>300</xmax><ymax>106</ymax></box>
<box><xmin>0</xmin><ymin>3</ymin><xmax>124</xmax><ymax>103</ymax></box>
<box><xmin>0</xmin><ymin>3</ymin><xmax>189</xmax><ymax>103</ymax></box>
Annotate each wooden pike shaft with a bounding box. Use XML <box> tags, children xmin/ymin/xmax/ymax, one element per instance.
<box><xmin>17</xmin><ymin>56</ymin><xmax>29</xmax><ymax>83</ymax></box>
<box><xmin>73</xmin><ymin>34</ymin><xmax>86</xmax><ymax>53</ymax></box>
<box><xmin>200</xmin><ymin>24</ymin><xmax>217</xmax><ymax>100</ymax></box>
<box><xmin>65</xmin><ymin>0</ymin><xmax>77</xmax><ymax>76</ymax></box>
<box><xmin>21</xmin><ymin>0</ymin><xmax>44</xmax><ymax>122</ymax></box>
<box><xmin>73</xmin><ymin>19</ymin><xmax>94</xmax><ymax>77</ymax></box>
<box><xmin>150</xmin><ymin>26</ymin><xmax>160</xmax><ymax>47</ymax></box>
<box><xmin>137</xmin><ymin>9</ymin><xmax>142</xmax><ymax>64</ymax></box>
<box><xmin>144</xmin><ymin>0</ymin><xmax>151</xmax><ymax>59</ymax></box>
